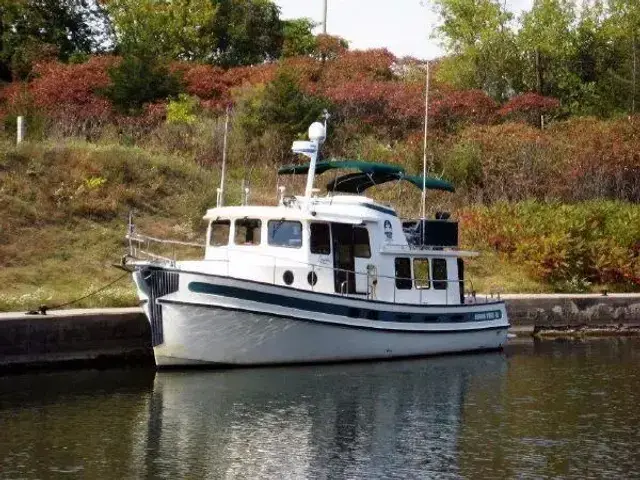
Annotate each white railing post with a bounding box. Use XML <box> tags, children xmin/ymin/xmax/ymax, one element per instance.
<box><xmin>17</xmin><ymin>116</ymin><xmax>25</xmax><ymax>144</ymax></box>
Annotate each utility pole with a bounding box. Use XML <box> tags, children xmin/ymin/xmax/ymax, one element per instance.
<box><xmin>322</xmin><ymin>0</ymin><xmax>328</xmax><ymax>34</ymax></box>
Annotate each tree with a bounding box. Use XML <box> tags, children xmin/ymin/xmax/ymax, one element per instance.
<box><xmin>234</xmin><ymin>68</ymin><xmax>328</xmax><ymax>157</ymax></box>
<box><xmin>101</xmin><ymin>0</ymin><xmax>217</xmax><ymax>61</ymax></box>
<box><xmin>604</xmin><ymin>0</ymin><xmax>640</xmax><ymax>115</ymax></box>
<box><xmin>517</xmin><ymin>0</ymin><xmax>579</xmax><ymax>101</ymax></box>
<box><xmin>281</xmin><ymin>18</ymin><xmax>317</xmax><ymax>58</ymax></box>
<box><xmin>432</xmin><ymin>0</ymin><xmax>521</xmax><ymax>101</ymax></box>
<box><xmin>569</xmin><ymin>0</ymin><xmax>620</xmax><ymax>116</ymax></box>
<box><xmin>102</xmin><ymin>0</ymin><xmax>285</xmax><ymax>66</ymax></box>
<box><xmin>102</xmin><ymin>55</ymin><xmax>182</xmax><ymax>114</ymax></box>
<box><xmin>0</xmin><ymin>0</ymin><xmax>105</xmax><ymax>80</ymax></box>
<box><xmin>211</xmin><ymin>0</ymin><xmax>284</xmax><ymax>67</ymax></box>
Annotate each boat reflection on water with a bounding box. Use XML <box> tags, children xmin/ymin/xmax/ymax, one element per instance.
<box><xmin>145</xmin><ymin>353</ymin><xmax>508</xmax><ymax>479</ymax></box>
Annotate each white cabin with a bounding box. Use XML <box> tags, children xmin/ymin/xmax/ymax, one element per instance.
<box><xmin>176</xmin><ymin>193</ymin><xmax>475</xmax><ymax>306</ymax></box>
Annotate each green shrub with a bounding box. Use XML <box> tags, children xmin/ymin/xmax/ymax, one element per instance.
<box><xmin>166</xmin><ymin>94</ymin><xmax>198</xmax><ymax>125</ymax></box>
<box><xmin>460</xmin><ymin>201</ymin><xmax>640</xmax><ymax>291</ymax></box>
<box><xmin>443</xmin><ymin>141</ymin><xmax>483</xmax><ymax>190</ymax></box>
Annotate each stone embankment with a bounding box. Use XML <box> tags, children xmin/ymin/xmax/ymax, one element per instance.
<box><xmin>503</xmin><ymin>293</ymin><xmax>640</xmax><ymax>336</ymax></box>
<box><xmin>1</xmin><ymin>294</ymin><xmax>639</xmax><ymax>370</ymax></box>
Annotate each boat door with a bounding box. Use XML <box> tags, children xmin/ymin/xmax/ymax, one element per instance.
<box><xmin>331</xmin><ymin>223</ymin><xmax>356</xmax><ymax>293</ymax></box>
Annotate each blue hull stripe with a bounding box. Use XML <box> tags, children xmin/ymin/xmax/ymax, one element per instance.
<box><xmin>188</xmin><ymin>282</ymin><xmax>502</xmax><ymax>325</ymax></box>
<box><xmin>160</xmin><ymin>298</ymin><xmax>508</xmax><ymax>334</ymax></box>
<box><xmin>362</xmin><ymin>203</ymin><xmax>397</xmax><ymax>217</ymax></box>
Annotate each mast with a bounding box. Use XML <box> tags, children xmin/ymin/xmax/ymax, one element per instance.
<box><xmin>291</xmin><ymin>122</ymin><xmax>326</xmax><ymax>208</ymax></box>
<box><xmin>217</xmin><ymin>107</ymin><xmax>230</xmax><ymax>207</ymax></box>
<box><xmin>303</xmin><ymin>122</ymin><xmax>326</xmax><ymax>201</ymax></box>
<box><xmin>421</xmin><ymin>61</ymin><xmax>430</xmax><ymax>221</ymax></box>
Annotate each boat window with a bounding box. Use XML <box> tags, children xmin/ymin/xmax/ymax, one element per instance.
<box><xmin>268</xmin><ymin>220</ymin><xmax>302</xmax><ymax>248</ymax></box>
<box><xmin>353</xmin><ymin>227</ymin><xmax>371</xmax><ymax>258</ymax></box>
<box><xmin>432</xmin><ymin>258</ymin><xmax>448</xmax><ymax>290</ymax></box>
<box><xmin>413</xmin><ymin>258</ymin><xmax>431</xmax><ymax>289</ymax></box>
<box><xmin>395</xmin><ymin>257</ymin><xmax>412</xmax><ymax>290</ymax></box>
<box><xmin>210</xmin><ymin>219</ymin><xmax>230</xmax><ymax>246</ymax></box>
<box><xmin>234</xmin><ymin>218</ymin><xmax>262</xmax><ymax>245</ymax></box>
<box><xmin>310</xmin><ymin>223</ymin><xmax>331</xmax><ymax>254</ymax></box>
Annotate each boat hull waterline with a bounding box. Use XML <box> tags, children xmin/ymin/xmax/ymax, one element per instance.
<box><xmin>136</xmin><ymin>269</ymin><xmax>510</xmax><ymax>367</ymax></box>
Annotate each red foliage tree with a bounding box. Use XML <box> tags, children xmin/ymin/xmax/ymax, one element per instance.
<box><xmin>29</xmin><ymin>56</ymin><xmax>118</xmax><ymax>122</ymax></box>
<box><xmin>498</xmin><ymin>93</ymin><xmax>560</xmax><ymax>127</ymax></box>
<box><xmin>322</xmin><ymin>49</ymin><xmax>396</xmax><ymax>84</ymax></box>
<box><xmin>430</xmin><ymin>90</ymin><xmax>498</xmax><ymax>132</ymax></box>
<box><xmin>174</xmin><ymin>62</ymin><xmax>278</xmax><ymax>112</ymax></box>
<box><xmin>314</xmin><ymin>34</ymin><xmax>348</xmax><ymax>60</ymax></box>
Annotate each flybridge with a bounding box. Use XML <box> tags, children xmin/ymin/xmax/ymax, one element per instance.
<box><xmin>278</xmin><ymin>160</ymin><xmax>455</xmax><ymax>194</ymax></box>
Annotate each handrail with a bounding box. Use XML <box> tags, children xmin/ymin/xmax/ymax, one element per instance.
<box><xmin>127</xmin><ymin>233</ymin><xmax>206</xmax><ymax>249</ymax></box>
<box><xmin>382</xmin><ymin>243</ymin><xmax>460</xmax><ymax>251</ymax></box>
<box><xmin>125</xmin><ymin>229</ymin><xmax>494</xmax><ymax>305</ymax></box>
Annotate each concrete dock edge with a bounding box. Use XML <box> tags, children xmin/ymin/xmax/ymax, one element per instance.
<box><xmin>0</xmin><ymin>308</ymin><xmax>153</xmax><ymax>372</ymax></box>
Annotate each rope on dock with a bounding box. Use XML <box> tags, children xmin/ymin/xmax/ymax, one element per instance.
<box><xmin>24</xmin><ymin>272</ymin><xmax>131</xmax><ymax>316</ymax></box>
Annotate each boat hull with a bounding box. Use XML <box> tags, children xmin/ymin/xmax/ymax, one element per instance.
<box><xmin>152</xmin><ymin>300</ymin><xmax>509</xmax><ymax>366</ymax></box>
<box><xmin>130</xmin><ymin>267</ymin><xmax>510</xmax><ymax>367</ymax></box>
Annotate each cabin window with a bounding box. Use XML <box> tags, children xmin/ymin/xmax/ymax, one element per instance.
<box><xmin>234</xmin><ymin>218</ymin><xmax>262</xmax><ymax>245</ymax></box>
<box><xmin>413</xmin><ymin>258</ymin><xmax>431</xmax><ymax>289</ymax></box>
<box><xmin>268</xmin><ymin>220</ymin><xmax>302</xmax><ymax>248</ymax></box>
<box><xmin>210</xmin><ymin>220</ymin><xmax>230</xmax><ymax>246</ymax></box>
<box><xmin>353</xmin><ymin>227</ymin><xmax>371</xmax><ymax>258</ymax></box>
<box><xmin>395</xmin><ymin>257</ymin><xmax>412</xmax><ymax>290</ymax></box>
<box><xmin>310</xmin><ymin>223</ymin><xmax>331</xmax><ymax>254</ymax></box>
<box><xmin>432</xmin><ymin>258</ymin><xmax>448</xmax><ymax>290</ymax></box>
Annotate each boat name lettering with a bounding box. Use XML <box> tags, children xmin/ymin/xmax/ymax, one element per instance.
<box><xmin>473</xmin><ymin>311</ymin><xmax>502</xmax><ymax>321</ymax></box>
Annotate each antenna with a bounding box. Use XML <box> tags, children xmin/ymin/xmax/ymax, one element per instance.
<box><xmin>218</xmin><ymin>107</ymin><xmax>230</xmax><ymax>207</ymax></box>
<box><xmin>421</xmin><ymin>61</ymin><xmax>430</xmax><ymax>221</ymax></box>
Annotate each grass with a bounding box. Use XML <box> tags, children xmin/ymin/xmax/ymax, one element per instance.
<box><xmin>0</xmin><ymin>137</ymin><xmax>637</xmax><ymax>311</ymax></box>
<box><xmin>463</xmin><ymin>251</ymin><xmax>548</xmax><ymax>294</ymax></box>
<box><xmin>0</xmin><ymin>137</ymin><xmax>288</xmax><ymax>311</ymax></box>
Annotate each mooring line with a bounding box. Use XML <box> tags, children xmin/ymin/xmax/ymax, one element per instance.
<box><xmin>25</xmin><ymin>272</ymin><xmax>131</xmax><ymax>316</ymax></box>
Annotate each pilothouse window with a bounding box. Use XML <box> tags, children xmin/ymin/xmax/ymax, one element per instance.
<box><xmin>234</xmin><ymin>218</ymin><xmax>262</xmax><ymax>245</ymax></box>
<box><xmin>433</xmin><ymin>258</ymin><xmax>448</xmax><ymax>290</ymax></box>
<box><xmin>413</xmin><ymin>259</ymin><xmax>431</xmax><ymax>289</ymax></box>
<box><xmin>268</xmin><ymin>220</ymin><xmax>302</xmax><ymax>248</ymax></box>
<box><xmin>210</xmin><ymin>220</ymin><xmax>230</xmax><ymax>246</ymax></box>
<box><xmin>310</xmin><ymin>223</ymin><xmax>331</xmax><ymax>254</ymax></box>
<box><xmin>395</xmin><ymin>258</ymin><xmax>412</xmax><ymax>290</ymax></box>
<box><xmin>353</xmin><ymin>227</ymin><xmax>371</xmax><ymax>258</ymax></box>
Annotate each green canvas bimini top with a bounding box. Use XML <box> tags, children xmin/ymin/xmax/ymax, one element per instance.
<box><xmin>278</xmin><ymin>160</ymin><xmax>404</xmax><ymax>176</ymax></box>
<box><xmin>402</xmin><ymin>174</ymin><xmax>455</xmax><ymax>193</ymax></box>
<box><xmin>278</xmin><ymin>159</ymin><xmax>455</xmax><ymax>193</ymax></box>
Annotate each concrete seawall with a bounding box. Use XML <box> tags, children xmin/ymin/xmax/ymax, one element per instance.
<box><xmin>503</xmin><ymin>293</ymin><xmax>640</xmax><ymax>335</ymax></box>
<box><xmin>1</xmin><ymin>294</ymin><xmax>639</xmax><ymax>371</ymax></box>
<box><xmin>0</xmin><ymin>308</ymin><xmax>153</xmax><ymax>372</ymax></box>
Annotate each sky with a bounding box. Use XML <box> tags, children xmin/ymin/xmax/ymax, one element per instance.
<box><xmin>274</xmin><ymin>0</ymin><xmax>535</xmax><ymax>60</ymax></box>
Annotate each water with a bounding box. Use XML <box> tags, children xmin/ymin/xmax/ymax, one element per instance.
<box><xmin>1</xmin><ymin>338</ymin><xmax>639</xmax><ymax>480</ymax></box>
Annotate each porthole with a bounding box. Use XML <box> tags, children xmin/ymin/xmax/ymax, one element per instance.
<box><xmin>307</xmin><ymin>271</ymin><xmax>318</xmax><ymax>286</ymax></box>
<box><xmin>283</xmin><ymin>270</ymin><xmax>294</xmax><ymax>285</ymax></box>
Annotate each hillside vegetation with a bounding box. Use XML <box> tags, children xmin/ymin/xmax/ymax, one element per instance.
<box><xmin>0</xmin><ymin>140</ymin><xmax>223</xmax><ymax>310</ymax></box>
<box><xmin>0</xmin><ymin>136</ymin><xmax>638</xmax><ymax>312</ymax></box>
<box><xmin>1</xmin><ymin>0</ymin><xmax>640</xmax><ymax>310</ymax></box>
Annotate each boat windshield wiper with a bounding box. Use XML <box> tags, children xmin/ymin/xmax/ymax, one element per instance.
<box><xmin>271</xmin><ymin>219</ymin><xmax>286</xmax><ymax>238</ymax></box>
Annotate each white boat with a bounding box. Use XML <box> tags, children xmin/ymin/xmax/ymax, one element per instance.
<box><xmin>123</xmin><ymin>121</ymin><xmax>509</xmax><ymax>367</ymax></box>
